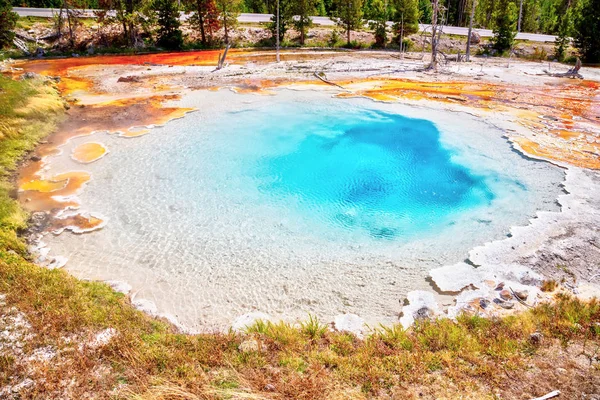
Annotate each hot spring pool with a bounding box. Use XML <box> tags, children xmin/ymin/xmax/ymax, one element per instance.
<box><xmin>43</xmin><ymin>89</ymin><xmax>564</xmax><ymax>330</ymax></box>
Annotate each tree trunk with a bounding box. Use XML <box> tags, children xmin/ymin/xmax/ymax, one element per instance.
<box><xmin>430</xmin><ymin>0</ymin><xmax>439</xmax><ymax>70</ymax></box>
<box><xmin>126</xmin><ymin>0</ymin><xmax>135</xmax><ymax>46</ymax></box>
<box><xmin>465</xmin><ymin>0</ymin><xmax>476</xmax><ymax>61</ymax></box>
<box><xmin>346</xmin><ymin>0</ymin><xmax>351</xmax><ymax>46</ymax></box>
<box><xmin>223</xmin><ymin>8</ymin><xmax>229</xmax><ymax>43</ymax></box>
<box><xmin>197</xmin><ymin>0</ymin><xmax>207</xmax><ymax>45</ymax></box>
<box><xmin>63</xmin><ymin>0</ymin><xmax>74</xmax><ymax>47</ymax></box>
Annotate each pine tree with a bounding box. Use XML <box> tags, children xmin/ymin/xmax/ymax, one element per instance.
<box><xmin>333</xmin><ymin>0</ymin><xmax>364</xmax><ymax>46</ymax></box>
<box><xmin>554</xmin><ymin>6</ymin><xmax>572</xmax><ymax>61</ymax></box>
<box><xmin>366</xmin><ymin>0</ymin><xmax>388</xmax><ymax>47</ymax></box>
<box><xmin>418</xmin><ymin>0</ymin><xmax>432</xmax><ymax>22</ymax></box>
<box><xmin>0</xmin><ymin>0</ymin><xmax>18</xmax><ymax>49</ymax></box>
<box><xmin>154</xmin><ymin>0</ymin><xmax>184</xmax><ymax>49</ymax></box>
<box><xmin>267</xmin><ymin>0</ymin><xmax>292</xmax><ymax>44</ymax></box>
<box><xmin>186</xmin><ymin>0</ymin><xmax>220</xmax><ymax>46</ymax></box>
<box><xmin>491</xmin><ymin>0</ymin><xmax>517</xmax><ymax>53</ymax></box>
<box><xmin>216</xmin><ymin>0</ymin><xmax>241</xmax><ymax>43</ymax></box>
<box><xmin>292</xmin><ymin>0</ymin><xmax>317</xmax><ymax>45</ymax></box>
<box><xmin>573</xmin><ymin>0</ymin><xmax>600</xmax><ymax>62</ymax></box>
<box><xmin>391</xmin><ymin>0</ymin><xmax>419</xmax><ymax>48</ymax></box>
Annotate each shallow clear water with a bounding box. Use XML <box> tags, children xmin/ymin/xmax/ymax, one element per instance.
<box><xmin>44</xmin><ymin>89</ymin><xmax>565</xmax><ymax>330</ymax></box>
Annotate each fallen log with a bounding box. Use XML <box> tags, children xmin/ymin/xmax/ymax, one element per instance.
<box><xmin>509</xmin><ymin>287</ymin><xmax>533</xmax><ymax>308</ymax></box>
<box><xmin>313</xmin><ymin>72</ymin><xmax>346</xmax><ymax>89</ymax></box>
<box><xmin>38</xmin><ymin>32</ymin><xmax>61</xmax><ymax>41</ymax></box>
<box><xmin>543</xmin><ymin>58</ymin><xmax>583</xmax><ymax>79</ymax></box>
<box><xmin>12</xmin><ymin>38</ymin><xmax>30</xmax><ymax>55</ymax></box>
<box><xmin>439</xmin><ymin>50</ymin><xmax>464</xmax><ymax>63</ymax></box>
<box><xmin>530</xmin><ymin>390</ymin><xmax>560</xmax><ymax>400</ymax></box>
<box><xmin>15</xmin><ymin>32</ymin><xmax>37</xmax><ymax>42</ymax></box>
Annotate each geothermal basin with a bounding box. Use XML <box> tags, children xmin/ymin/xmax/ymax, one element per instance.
<box><xmin>32</xmin><ymin>88</ymin><xmax>565</xmax><ymax>330</ymax></box>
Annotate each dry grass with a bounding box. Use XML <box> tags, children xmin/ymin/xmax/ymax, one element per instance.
<box><xmin>541</xmin><ymin>279</ymin><xmax>559</xmax><ymax>292</ymax></box>
<box><xmin>0</xmin><ymin>74</ymin><xmax>599</xmax><ymax>399</ymax></box>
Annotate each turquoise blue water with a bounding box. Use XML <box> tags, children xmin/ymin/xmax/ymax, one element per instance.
<box><xmin>231</xmin><ymin>104</ymin><xmax>493</xmax><ymax>240</ymax></box>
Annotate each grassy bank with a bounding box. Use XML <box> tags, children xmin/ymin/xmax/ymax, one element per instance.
<box><xmin>0</xmin><ymin>74</ymin><xmax>599</xmax><ymax>399</ymax></box>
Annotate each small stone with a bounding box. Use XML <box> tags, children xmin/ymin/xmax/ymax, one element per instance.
<box><xmin>264</xmin><ymin>383</ymin><xmax>276</xmax><ymax>392</ymax></box>
<box><xmin>556</xmin><ymin>367</ymin><xmax>567</xmax><ymax>374</ymax></box>
<box><xmin>238</xmin><ymin>339</ymin><xmax>261</xmax><ymax>353</ymax></box>
<box><xmin>30</xmin><ymin>155</ymin><xmax>41</xmax><ymax>162</ymax></box>
<box><xmin>495</xmin><ymin>282</ymin><xmax>505</xmax><ymax>290</ymax></box>
<box><xmin>20</xmin><ymin>71</ymin><xmax>38</xmax><ymax>80</ymax></box>
<box><xmin>499</xmin><ymin>290</ymin><xmax>512</xmax><ymax>300</ymax></box>
<box><xmin>493</xmin><ymin>298</ymin><xmax>514</xmax><ymax>309</ymax></box>
<box><xmin>514</xmin><ymin>290</ymin><xmax>529</xmax><ymax>301</ymax></box>
<box><xmin>117</xmin><ymin>75</ymin><xmax>141</xmax><ymax>83</ymax></box>
<box><xmin>469</xmin><ymin>31</ymin><xmax>481</xmax><ymax>44</ymax></box>
<box><xmin>479</xmin><ymin>299</ymin><xmax>491</xmax><ymax>309</ymax></box>
<box><xmin>530</xmin><ymin>332</ymin><xmax>543</xmax><ymax>345</ymax></box>
<box><xmin>499</xmin><ymin>301</ymin><xmax>514</xmax><ymax>309</ymax></box>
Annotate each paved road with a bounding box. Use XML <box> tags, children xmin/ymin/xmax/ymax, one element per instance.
<box><xmin>13</xmin><ymin>7</ymin><xmax>557</xmax><ymax>42</ymax></box>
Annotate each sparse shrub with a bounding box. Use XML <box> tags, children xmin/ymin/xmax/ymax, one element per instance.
<box><xmin>328</xmin><ymin>29</ymin><xmax>341</xmax><ymax>47</ymax></box>
<box><xmin>541</xmin><ymin>279</ymin><xmax>558</xmax><ymax>292</ymax></box>
<box><xmin>376</xmin><ymin>324</ymin><xmax>413</xmax><ymax>350</ymax></box>
<box><xmin>244</xmin><ymin>319</ymin><xmax>269</xmax><ymax>334</ymax></box>
<box><xmin>300</xmin><ymin>314</ymin><xmax>327</xmax><ymax>340</ymax></box>
<box><xmin>532</xmin><ymin>46</ymin><xmax>548</xmax><ymax>61</ymax></box>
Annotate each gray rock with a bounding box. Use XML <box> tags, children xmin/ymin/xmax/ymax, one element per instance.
<box><xmin>264</xmin><ymin>383</ymin><xmax>276</xmax><ymax>392</ymax></box>
<box><xmin>469</xmin><ymin>31</ymin><xmax>481</xmax><ymax>44</ymax></box>
<box><xmin>493</xmin><ymin>298</ymin><xmax>514</xmax><ymax>309</ymax></box>
<box><xmin>20</xmin><ymin>72</ymin><xmax>38</xmax><ymax>80</ymax></box>
<box><xmin>514</xmin><ymin>290</ymin><xmax>529</xmax><ymax>300</ymax></box>
<box><xmin>498</xmin><ymin>301</ymin><xmax>514</xmax><ymax>309</ymax></box>
<box><xmin>499</xmin><ymin>289</ymin><xmax>512</xmax><ymax>300</ymax></box>
<box><xmin>530</xmin><ymin>332</ymin><xmax>543</xmax><ymax>345</ymax></box>
<box><xmin>400</xmin><ymin>291</ymin><xmax>440</xmax><ymax>328</ymax></box>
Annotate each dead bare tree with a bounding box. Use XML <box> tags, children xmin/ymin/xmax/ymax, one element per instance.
<box><xmin>428</xmin><ymin>0</ymin><xmax>439</xmax><ymax>69</ymax></box>
<box><xmin>216</xmin><ymin>43</ymin><xmax>230</xmax><ymax>70</ymax></box>
<box><xmin>54</xmin><ymin>0</ymin><xmax>81</xmax><ymax>48</ymax></box>
<box><xmin>428</xmin><ymin>0</ymin><xmax>446</xmax><ymax>70</ymax></box>
<box><xmin>465</xmin><ymin>0</ymin><xmax>476</xmax><ymax>61</ymax></box>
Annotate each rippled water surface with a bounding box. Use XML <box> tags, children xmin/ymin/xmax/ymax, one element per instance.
<box><xmin>44</xmin><ymin>90</ymin><xmax>565</xmax><ymax>330</ymax></box>
<box><xmin>253</xmin><ymin>106</ymin><xmax>493</xmax><ymax>240</ymax></box>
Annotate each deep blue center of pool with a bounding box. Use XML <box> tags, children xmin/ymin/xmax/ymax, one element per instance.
<box><xmin>247</xmin><ymin>107</ymin><xmax>494</xmax><ymax>239</ymax></box>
